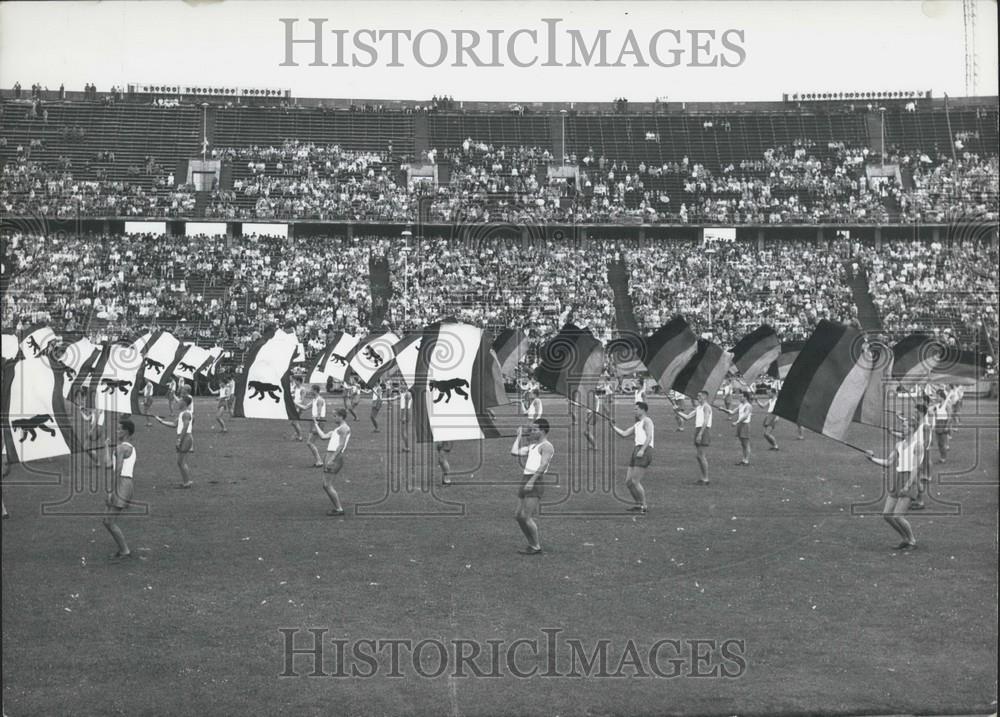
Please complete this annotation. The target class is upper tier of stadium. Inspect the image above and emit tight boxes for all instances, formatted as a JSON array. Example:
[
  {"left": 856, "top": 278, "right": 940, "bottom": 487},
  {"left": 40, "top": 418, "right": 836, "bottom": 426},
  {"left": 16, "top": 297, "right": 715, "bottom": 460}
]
[{"left": 1, "top": 89, "right": 997, "bottom": 224}]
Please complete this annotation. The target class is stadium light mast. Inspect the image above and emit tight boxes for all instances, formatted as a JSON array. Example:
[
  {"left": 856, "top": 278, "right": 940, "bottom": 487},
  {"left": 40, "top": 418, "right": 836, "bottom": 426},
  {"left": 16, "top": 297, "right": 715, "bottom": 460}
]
[
  {"left": 560, "top": 109, "right": 567, "bottom": 163},
  {"left": 705, "top": 244, "right": 717, "bottom": 326},
  {"left": 400, "top": 230, "right": 413, "bottom": 326},
  {"left": 201, "top": 102, "right": 209, "bottom": 161}
]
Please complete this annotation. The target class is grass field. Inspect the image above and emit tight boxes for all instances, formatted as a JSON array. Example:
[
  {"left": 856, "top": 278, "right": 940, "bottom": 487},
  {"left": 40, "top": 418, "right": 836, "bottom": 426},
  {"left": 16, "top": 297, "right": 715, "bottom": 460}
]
[{"left": 2, "top": 393, "right": 997, "bottom": 717}]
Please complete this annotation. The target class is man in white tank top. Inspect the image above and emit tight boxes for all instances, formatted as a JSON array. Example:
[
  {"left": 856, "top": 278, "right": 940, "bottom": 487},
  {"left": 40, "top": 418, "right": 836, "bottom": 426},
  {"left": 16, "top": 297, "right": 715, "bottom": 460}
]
[
  {"left": 141, "top": 378, "right": 155, "bottom": 428},
  {"left": 718, "top": 391, "right": 753, "bottom": 465},
  {"left": 313, "top": 408, "right": 350, "bottom": 516},
  {"left": 298, "top": 384, "right": 328, "bottom": 468},
  {"left": 612, "top": 401, "right": 654, "bottom": 513},
  {"left": 103, "top": 418, "right": 136, "bottom": 561},
  {"left": 289, "top": 375, "right": 305, "bottom": 442},
  {"left": 511, "top": 418, "right": 554, "bottom": 555},
  {"left": 584, "top": 379, "right": 612, "bottom": 450},
  {"left": 522, "top": 390, "right": 543, "bottom": 422},
  {"left": 674, "top": 390, "right": 712, "bottom": 484},
  {"left": 756, "top": 387, "right": 780, "bottom": 451},
  {"left": 155, "top": 394, "right": 194, "bottom": 488},
  {"left": 387, "top": 386, "right": 412, "bottom": 453},
  {"left": 865, "top": 417, "right": 922, "bottom": 550},
  {"left": 209, "top": 374, "right": 231, "bottom": 434}
]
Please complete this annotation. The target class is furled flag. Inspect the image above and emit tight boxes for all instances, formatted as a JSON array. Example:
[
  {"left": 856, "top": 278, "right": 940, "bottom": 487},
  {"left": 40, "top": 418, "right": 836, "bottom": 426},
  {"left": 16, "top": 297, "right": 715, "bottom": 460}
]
[
  {"left": 412, "top": 322, "right": 504, "bottom": 443},
  {"left": 54, "top": 337, "right": 99, "bottom": 399},
  {"left": 233, "top": 327, "right": 300, "bottom": 420},
  {"left": 891, "top": 333, "right": 942, "bottom": 382},
  {"left": 1, "top": 342, "right": 80, "bottom": 464},
  {"left": 534, "top": 323, "right": 605, "bottom": 400},
  {"left": 346, "top": 331, "right": 401, "bottom": 388},
  {"left": 1, "top": 334, "right": 18, "bottom": 360},
  {"left": 672, "top": 339, "right": 733, "bottom": 400},
  {"left": 928, "top": 345, "right": 983, "bottom": 385},
  {"left": 368, "top": 332, "right": 424, "bottom": 388},
  {"left": 852, "top": 340, "right": 896, "bottom": 428},
  {"left": 90, "top": 341, "right": 146, "bottom": 414},
  {"left": 169, "top": 344, "right": 212, "bottom": 383},
  {"left": 137, "top": 330, "right": 182, "bottom": 386},
  {"left": 768, "top": 341, "right": 806, "bottom": 380},
  {"left": 640, "top": 317, "right": 699, "bottom": 394},
  {"left": 731, "top": 325, "right": 781, "bottom": 384},
  {"left": 492, "top": 329, "right": 530, "bottom": 378},
  {"left": 773, "top": 320, "right": 876, "bottom": 442}
]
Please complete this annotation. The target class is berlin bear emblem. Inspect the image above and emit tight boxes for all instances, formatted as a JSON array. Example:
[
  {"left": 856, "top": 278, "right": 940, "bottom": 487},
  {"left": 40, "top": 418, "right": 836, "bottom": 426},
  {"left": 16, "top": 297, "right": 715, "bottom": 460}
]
[
  {"left": 62, "top": 365, "right": 77, "bottom": 381},
  {"left": 12, "top": 414, "right": 57, "bottom": 442},
  {"left": 143, "top": 357, "right": 165, "bottom": 373},
  {"left": 177, "top": 361, "right": 197, "bottom": 373},
  {"left": 26, "top": 336, "right": 44, "bottom": 357},
  {"left": 247, "top": 380, "right": 282, "bottom": 402},
  {"left": 429, "top": 378, "right": 471, "bottom": 403},
  {"left": 100, "top": 378, "right": 133, "bottom": 395},
  {"left": 363, "top": 346, "right": 384, "bottom": 367},
  {"left": 330, "top": 353, "right": 348, "bottom": 366}
]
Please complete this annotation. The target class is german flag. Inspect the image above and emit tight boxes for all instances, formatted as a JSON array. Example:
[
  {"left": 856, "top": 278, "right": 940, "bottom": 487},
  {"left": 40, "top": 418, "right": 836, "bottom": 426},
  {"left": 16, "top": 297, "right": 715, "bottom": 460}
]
[
  {"left": 413, "top": 322, "right": 503, "bottom": 443},
  {"left": 671, "top": 339, "right": 732, "bottom": 400},
  {"left": 891, "top": 333, "right": 941, "bottom": 381},
  {"left": 768, "top": 341, "right": 806, "bottom": 380},
  {"left": 640, "top": 317, "right": 699, "bottom": 393},
  {"left": 492, "top": 329, "right": 529, "bottom": 377},
  {"left": 773, "top": 320, "right": 875, "bottom": 441},
  {"left": 928, "top": 345, "right": 983, "bottom": 384},
  {"left": 534, "top": 323, "right": 605, "bottom": 400},
  {"left": 852, "top": 341, "right": 896, "bottom": 428},
  {"left": 731, "top": 325, "right": 781, "bottom": 383}
]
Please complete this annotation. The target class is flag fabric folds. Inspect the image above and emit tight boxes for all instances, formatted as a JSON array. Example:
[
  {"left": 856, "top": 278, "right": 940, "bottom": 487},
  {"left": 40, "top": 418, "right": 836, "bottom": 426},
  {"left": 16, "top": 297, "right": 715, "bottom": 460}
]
[
  {"left": 891, "top": 334, "right": 941, "bottom": 381},
  {"left": 170, "top": 344, "right": 212, "bottom": 383},
  {"left": 233, "top": 327, "right": 300, "bottom": 420},
  {"left": 640, "top": 317, "right": 699, "bottom": 394},
  {"left": 368, "top": 332, "right": 424, "bottom": 388},
  {"left": 768, "top": 341, "right": 806, "bottom": 380},
  {"left": 19, "top": 324, "right": 58, "bottom": 360},
  {"left": 347, "top": 332, "right": 401, "bottom": 387},
  {"left": 412, "top": 322, "right": 503, "bottom": 443},
  {"left": 138, "top": 330, "right": 182, "bottom": 386},
  {"left": 492, "top": 329, "right": 529, "bottom": 377},
  {"left": 852, "top": 341, "right": 896, "bottom": 428},
  {"left": 671, "top": 339, "right": 733, "bottom": 400},
  {"left": 1, "top": 334, "right": 18, "bottom": 360},
  {"left": 731, "top": 325, "right": 781, "bottom": 384},
  {"left": 2, "top": 342, "right": 80, "bottom": 464},
  {"left": 91, "top": 341, "right": 145, "bottom": 414},
  {"left": 773, "top": 320, "right": 876, "bottom": 441},
  {"left": 55, "top": 337, "right": 99, "bottom": 399},
  {"left": 534, "top": 323, "right": 605, "bottom": 400},
  {"left": 928, "top": 345, "right": 982, "bottom": 384}
]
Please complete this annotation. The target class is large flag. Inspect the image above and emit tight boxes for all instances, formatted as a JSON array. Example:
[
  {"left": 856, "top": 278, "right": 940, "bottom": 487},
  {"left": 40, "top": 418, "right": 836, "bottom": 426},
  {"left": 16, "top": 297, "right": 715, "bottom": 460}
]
[
  {"left": 492, "top": 329, "right": 529, "bottom": 377},
  {"left": 672, "top": 339, "right": 733, "bottom": 400},
  {"left": 201, "top": 346, "right": 225, "bottom": 375},
  {"left": 1, "top": 349, "right": 80, "bottom": 464},
  {"left": 773, "top": 320, "right": 875, "bottom": 441},
  {"left": 169, "top": 344, "right": 212, "bottom": 383},
  {"left": 640, "top": 317, "right": 699, "bottom": 394},
  {"left": 731, "top": 325, "right": 781, "bottom": 384},
  {"left": 54, "top": 337, "right": 99, "bottom": 398},
  {"left": 412, "top": 322, "right": 503, "bottom": 443},
  {"left": 138, "top": 330, "right": 182, "bottom": 386},
  {"left": 928, "top": 345, "right": 983, "bottom": 384},
  {"left": 891, "top": 334, "right": 941, "bottom": 382},
  {"left": 853, "top": 341, "right": 896, "bottom": 428},
  {"left": 534, "top": 323, "right": 605, "bottom": 400},
  {"left": 233, "top": 327, "right": 300, "bottom": 420},
  {"left": 19, "top": 324, "right": 58, "bottom": 360},
  {"left": 91, "top": 341, "right": 145, "bottom": 414},
  {"left": 347, "top": 331, "right": 401, "bottom": 387},
  {"left": 768, "top": 341, "right": 806, "bottom": 380},
  {"left": 307, "top": 333, "right": 359, "bottom": 385},
  {"left": 368, "top": 332, "right": 424, "bottom": 388}
]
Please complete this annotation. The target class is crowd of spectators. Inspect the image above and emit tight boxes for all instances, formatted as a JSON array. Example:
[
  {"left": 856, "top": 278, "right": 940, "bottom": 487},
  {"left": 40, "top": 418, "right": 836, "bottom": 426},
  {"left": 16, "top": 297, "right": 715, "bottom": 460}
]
[{"left": 4, "top": 232, "right": 994, "bottom": 365}]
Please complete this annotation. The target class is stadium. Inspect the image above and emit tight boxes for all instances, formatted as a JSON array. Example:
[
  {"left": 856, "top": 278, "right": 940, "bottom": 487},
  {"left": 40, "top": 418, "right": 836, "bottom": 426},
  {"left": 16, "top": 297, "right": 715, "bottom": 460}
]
[{"left": 1, "top": 2, "right": 998, "bottom": 716}]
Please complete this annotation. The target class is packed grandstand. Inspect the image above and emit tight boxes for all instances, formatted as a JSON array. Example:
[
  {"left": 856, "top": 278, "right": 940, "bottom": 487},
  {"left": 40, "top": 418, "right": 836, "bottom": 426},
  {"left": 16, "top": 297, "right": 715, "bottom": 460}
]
[{"left": 1, "top": 88, "right": 997, "bottom": 368}]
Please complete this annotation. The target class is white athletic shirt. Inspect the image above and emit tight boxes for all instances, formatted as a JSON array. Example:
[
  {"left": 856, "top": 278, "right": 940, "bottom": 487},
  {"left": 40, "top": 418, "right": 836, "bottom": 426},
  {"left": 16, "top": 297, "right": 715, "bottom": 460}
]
[
  {"left": 634, "top": 387, "right": 646, "bottom": 403},
  {"left": 634, "top": 417, "right": 654, "bottom": 447},
  {"left": 895, "top": 436, "right": 917, "bottom": 473},
  {"left": 399, "top": 392, "right": 412, "bottom": 410},
  {"left": 523, "top": 440, "right": 551, "bottom": 475},
  {"left": 527, "top": 398, "right": 542, "bottom": 420},
  {"left": 311, "top": 397, "right": 327, "bottom": 420},
  {"left": 736, "top": 403, "right": 752, "bottom": 424},
  {"left": 143, "top": 383, "right": 153, "bottom": 398},
  {"left": 292, "top": 385, "right": 305, "bottom": 404},
  {"left": 327, "top": 425, "right": 350, "bottom": 453},
  {"left": 695, "top": 404, "right": 713, "bottom": 429},
  {"left": 767, "top": 397, "right": 777, "bottom": 413},
  {"left": 177, "top": 409, "right": 193, "bottom": 435},
  {"left": 117, "top": 442, "right": 136, "bottom": 478},
  {"left": 934, "top": 401, "right": 949, "bottom": 420}
]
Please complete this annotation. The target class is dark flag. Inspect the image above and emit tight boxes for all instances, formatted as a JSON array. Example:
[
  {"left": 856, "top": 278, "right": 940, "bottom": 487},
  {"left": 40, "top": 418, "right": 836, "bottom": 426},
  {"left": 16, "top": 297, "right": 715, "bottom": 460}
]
[
  {"left": 413, "top": 322, "right": 504, "bottom": 443},
  {"left": 731, "top": 325, "right": 781, "bottom": 384},
  {"left": 768, "top": 341, "right": 806, "bottom": 380},
  {"left": 492, "top": 329, "right": 530, "bottom": 377},
  {"left": 671, "top": 339, "right": 732, "bottom": 400},
  {"left": 534, "top": 323, "right": 605, "bottom": 400},
  {"left": 233, "top": 327, "right": 300, "bottom": 420},
  {"left": 774, "top": 320, "right": 875, "bottom": 441},
  {"left": 929, "top": 345, "right": 983, "bottom": 384},
  {"left": 853, "top": 341, "right": 895, "bottom": 428},
  {"left": 639, "top": 317, "right": 699, "bottom": 394},
  {"left": 891, "top": 333, "right": 941, "bottom": 382}
]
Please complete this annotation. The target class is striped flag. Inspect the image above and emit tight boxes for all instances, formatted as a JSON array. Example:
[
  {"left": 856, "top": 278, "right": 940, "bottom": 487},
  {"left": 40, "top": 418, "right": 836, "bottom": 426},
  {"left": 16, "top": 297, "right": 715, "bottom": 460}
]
[
  {"left": 65, "top": 340, "right": 105, "bottom": 402},
  {"left": 233, "top": 327, "right": 300, "bottom": 420},
  {"left": 91, "top": 341, "right": 145, "bottom": 415},
  {"left": 202, "top": 346, "right": 225, "bottom": 375},
  {"left": 413, "top": 322, "right": 503, "bottom": 443},
  {"left": 773, "top": 320, "right": 875, "bottom": 441},
  {"left": 928, "top": 345, "right": 983, "bottom": 384},
  {"left": 326, "top": 333, "right": 360, "bottom": 383},
  {"left": 1, "top": 349, "right": 81, "bottom": 464},
  {"left": 731, "top": 325, "right": 781, "bottom": 384},
  {"left": 347, "top": 331, "right": 401, "bottom": 388},
  {"left": 534, "top": 323, "right": 605, "bottom": 400},
  {"left": 368, "top": 332, "right": 423, "bottom": 388},
  {"left": 891, "top": 334, "right": 941, "bottom": 381},
  {"left": 672, "top": 339, "right": 733, "bottom": 400},
  {"left": 606, "top": 332, "right": 646, "bottom": 374},
  {"left": 768, "top": 341, "right": 806, "bottom": 380},
  {"left": 641, "top": 317, "right": 699, "bottom": 394},
  {"left": 20, "top": 324, "right": 58, "bottom": 360},
  {"left": 492, "top": 329, "right": 529, "bottom": 377},
  {"left": 853, "top": 341, "right": 896, "bottom": 428},
  {"left": 54, "top": 337, "right": 99, "bottom": 399},
  {"left": 137, "top": 330, "right": 182, "bottom": 386},
  {"left": 169, "top": 344, "right": 212, "bottom": 383}
]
